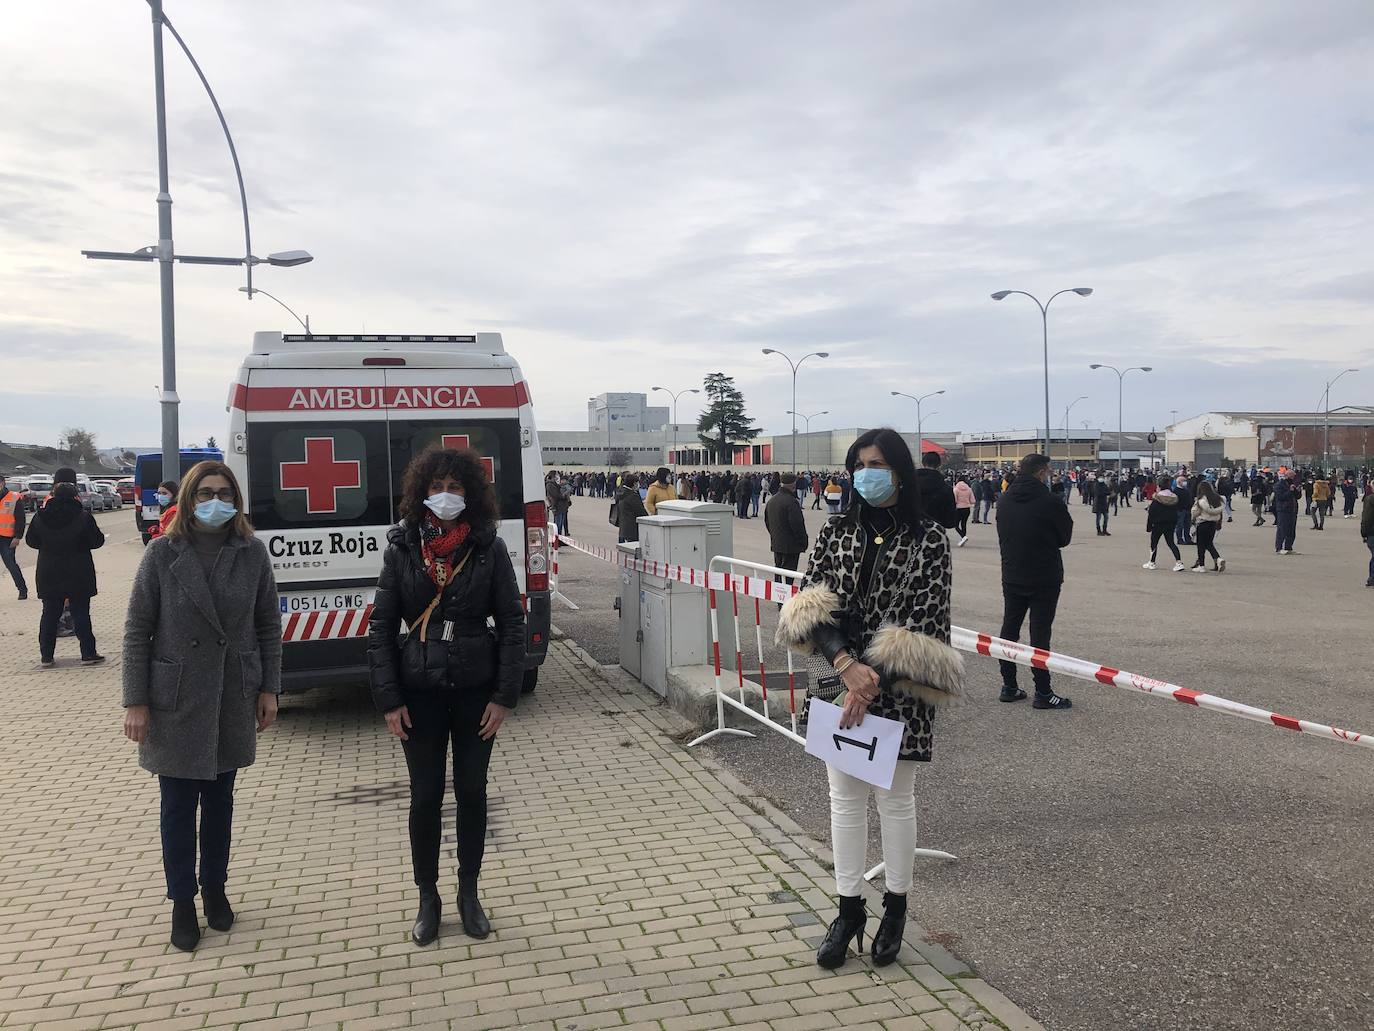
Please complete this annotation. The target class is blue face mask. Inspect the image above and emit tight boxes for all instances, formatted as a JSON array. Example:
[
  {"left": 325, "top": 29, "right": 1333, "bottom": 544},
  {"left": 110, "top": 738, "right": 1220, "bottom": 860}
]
[
  {"left": 155, "top": 491, "right": 173, "bottom": 507},
  {"left": 194, "top": 499, "right": 237, "bottom": 528},
  {"left": 853, "top": 467, "right": 896, "bottom": 505}
]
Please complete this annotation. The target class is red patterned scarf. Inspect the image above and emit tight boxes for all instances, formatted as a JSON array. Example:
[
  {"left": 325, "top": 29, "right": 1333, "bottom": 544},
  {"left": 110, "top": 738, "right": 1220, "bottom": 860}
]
[{"left": 420, "top": 513, "right": 471, "bottom": 588}]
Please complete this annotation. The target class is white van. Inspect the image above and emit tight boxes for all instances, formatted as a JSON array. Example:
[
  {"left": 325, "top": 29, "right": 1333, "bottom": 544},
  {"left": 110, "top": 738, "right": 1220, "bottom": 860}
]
[{"left": 226, "top": 332, "right": 551, "bottom": 693}]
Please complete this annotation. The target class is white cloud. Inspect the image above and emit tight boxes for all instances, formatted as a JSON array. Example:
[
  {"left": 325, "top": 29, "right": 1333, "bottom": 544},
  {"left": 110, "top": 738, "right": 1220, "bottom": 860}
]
[{"left": 0, "top": 0, "right": 1371, "bottom": 453}]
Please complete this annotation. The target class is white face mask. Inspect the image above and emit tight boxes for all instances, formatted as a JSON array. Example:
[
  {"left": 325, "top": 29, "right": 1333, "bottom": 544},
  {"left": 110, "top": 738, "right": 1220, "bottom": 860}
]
[{"left": 423, "top": 492, "right": 467, "bottom": 521}]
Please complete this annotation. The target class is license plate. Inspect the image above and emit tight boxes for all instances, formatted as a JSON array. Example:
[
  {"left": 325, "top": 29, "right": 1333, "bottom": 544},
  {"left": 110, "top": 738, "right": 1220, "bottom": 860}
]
[{"left": 279, "top": 589, "right": 375, "bottom": 615}]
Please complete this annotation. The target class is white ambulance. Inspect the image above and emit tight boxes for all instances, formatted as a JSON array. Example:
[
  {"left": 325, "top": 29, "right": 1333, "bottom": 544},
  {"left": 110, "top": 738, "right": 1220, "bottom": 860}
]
[{"left": 225, "top": 332, "right": 551, "bottom": 693}]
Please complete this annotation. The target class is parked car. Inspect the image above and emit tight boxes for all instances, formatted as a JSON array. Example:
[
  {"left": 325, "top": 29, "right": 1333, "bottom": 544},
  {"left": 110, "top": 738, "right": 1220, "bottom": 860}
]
[
  {"left": 116, "top": 478, "right": 137, "bottom": 504},
  {"left": 4, "top": 477, "right": 34, "bottom": 512},
  {"left": 76, "top": 482, "right": 107, "bottom": 512},
  {"left": 95, "top": 482, "right": 123, "bottom": 510},
  {"left": 25, "top": 475, "right": 53, "bottom": 510}
]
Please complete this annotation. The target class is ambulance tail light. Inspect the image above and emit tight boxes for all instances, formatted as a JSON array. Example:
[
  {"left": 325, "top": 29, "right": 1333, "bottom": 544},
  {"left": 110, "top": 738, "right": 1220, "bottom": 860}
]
[{"left": 525, "top": 502, "right": 549, "bottom": 592}]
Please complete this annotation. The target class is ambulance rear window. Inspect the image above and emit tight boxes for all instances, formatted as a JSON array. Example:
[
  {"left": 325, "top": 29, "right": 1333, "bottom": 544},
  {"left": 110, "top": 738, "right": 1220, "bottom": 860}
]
[
  {"left": 247, "top": 422, "right": 392, "bottom": 531},
  {"left": 387, "top": 420, "right": 525, "bottom": 521}
]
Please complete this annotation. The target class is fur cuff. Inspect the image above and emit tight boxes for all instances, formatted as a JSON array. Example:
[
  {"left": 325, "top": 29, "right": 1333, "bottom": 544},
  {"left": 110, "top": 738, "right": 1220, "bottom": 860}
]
[
  {"left": 864, "top": 624, "right": 964, "bottom": 707},
  {"left": 775, "top": 586, "right": 840, "bottom": 655}
]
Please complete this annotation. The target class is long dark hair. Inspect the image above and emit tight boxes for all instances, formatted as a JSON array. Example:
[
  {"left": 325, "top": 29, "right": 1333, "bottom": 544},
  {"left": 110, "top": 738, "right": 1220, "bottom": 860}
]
[
  {"left": 843, "top": 427, "right": 924, "bottom": 533},
  {"left": 399, "top": 446, "right": 498, "bottom": 526}
]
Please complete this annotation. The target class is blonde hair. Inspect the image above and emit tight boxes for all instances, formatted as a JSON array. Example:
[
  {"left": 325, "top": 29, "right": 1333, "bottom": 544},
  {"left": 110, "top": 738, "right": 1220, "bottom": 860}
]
[{"left": 165, "top": 461, "right": 254, "bottom": 540}]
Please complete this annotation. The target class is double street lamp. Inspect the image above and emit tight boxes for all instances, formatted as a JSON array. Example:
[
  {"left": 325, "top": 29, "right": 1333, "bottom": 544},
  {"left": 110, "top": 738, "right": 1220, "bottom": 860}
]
[
  {"left": 1320, "top": 368, "right": 1358, "bottom": 469},
  {"left": 762, "top": 349, "right": 828, "bottom": 473},
  {"left": 785, "top": 410, "right": 828, "bottom": 471},
  {"left": 990, "top": 287, "right": 1093, "bottom": 456},
  {"left": 1089, "top": 364, "right": 1152, "bottom": 476},
  {"left": 890, "top": 390, "right": 944, "bottom": 451},
  {"left": 81, "top": 0, "right": 312, "bottom": 485},
  {"left": 651, "top": 386, "right": 701, "bottom": 469}
]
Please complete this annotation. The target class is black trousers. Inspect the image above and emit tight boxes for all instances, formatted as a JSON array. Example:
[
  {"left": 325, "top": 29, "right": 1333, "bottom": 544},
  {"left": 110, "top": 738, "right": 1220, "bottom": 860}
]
[
  {"left": 400, "top": 689, "right": 497, "bottom": 887},
  {"left": 772, "top": 552, "right": 800, "bottom": 572},
  {"left": 38, "top": 595, "right": 96, "bottom": 661},
  {"left": 159, "top": 770, "right": 237, "bottom": 901},
  {"left": 1150, "top": 527, "right": 1181, "bottom": 562},
  {"left": 1095, "top": 510, "right": 1109, "bottom": 533},
  {"left": 0, "top": 540, "right": 25, "bottom": 593},
  {"left": 1194, "top": 521, "right": 1221, "bottom": 565},
  {"left": 999, "top": 584, "right": 1060, "bottom": 698},
  {"left": 954, "top": 510, "right": 970, "bottom": 536}
]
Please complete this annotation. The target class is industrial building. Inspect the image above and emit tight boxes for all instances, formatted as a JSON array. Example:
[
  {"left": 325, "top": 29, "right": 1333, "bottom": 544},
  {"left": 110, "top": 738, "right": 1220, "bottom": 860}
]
[{"left": 1165, "top": 408, "right": 1374, "bottom": 468}]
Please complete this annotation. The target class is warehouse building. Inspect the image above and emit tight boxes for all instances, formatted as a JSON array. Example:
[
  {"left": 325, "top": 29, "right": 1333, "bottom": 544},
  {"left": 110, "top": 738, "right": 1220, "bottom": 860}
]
[{"left": 1165, "top": 408, "right": 1374, "bottom": 468}]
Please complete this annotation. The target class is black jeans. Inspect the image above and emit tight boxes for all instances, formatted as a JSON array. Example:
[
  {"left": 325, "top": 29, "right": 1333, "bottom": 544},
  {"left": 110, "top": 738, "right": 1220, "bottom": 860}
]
[
  {"left": 400, "top": 689, "right": 497, "bottom": 887},
  {"left": 999, "top": 584, "right": 1060, "bottom": 698},
  {"left": 1275, "top": 511, "right": 1297, "bottom": 552},
  {"left": 159, "top": 770, "right": 237, "bottom": 901},
  {"left": 1194, "top": 521, "right": 1220, "bottom": 566},
  {"left": 1095, "top": 510, "right": 1109, "bottom": 533},
  {"left": 1150, "top": 528, "right": 1181, "bottom": 562},
  {"left": 38, "top": 595, "right": 96, "bottom": 661},
  {"left": 954, "top": 510, "right": 970, "bottom": 536},
  {"left": 772, "top": 552, "right": 800, "bottom": 573},
  {"left": 1, "top": 540, "right": 25, "bottom": 593}
]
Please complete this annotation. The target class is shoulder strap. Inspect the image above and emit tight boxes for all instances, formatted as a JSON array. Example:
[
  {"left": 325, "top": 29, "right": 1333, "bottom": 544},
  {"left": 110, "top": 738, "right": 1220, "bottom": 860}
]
[{"left": 415, "top": 546, "right": 477, "bottom": 643}]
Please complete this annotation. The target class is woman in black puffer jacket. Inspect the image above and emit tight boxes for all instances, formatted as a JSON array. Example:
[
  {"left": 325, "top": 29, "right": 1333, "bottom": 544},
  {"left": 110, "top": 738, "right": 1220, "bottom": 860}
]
[{"left": 367, "top": 446, "right": 524, "bottom": 947}]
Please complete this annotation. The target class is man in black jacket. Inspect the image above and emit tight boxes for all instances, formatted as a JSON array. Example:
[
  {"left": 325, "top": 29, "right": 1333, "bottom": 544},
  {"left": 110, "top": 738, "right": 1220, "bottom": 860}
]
[
  {"left": 763, "top": 472, "right": 808, "bottom": 574},
  {"left": 615, "top": 474, "right": 648, "bottom": 543},
  {"left": 995, "top": 453, "right": 1074, "bottom": 709},
  {"left": 912, "top": 451, "right": 959, "bottom": 530}
]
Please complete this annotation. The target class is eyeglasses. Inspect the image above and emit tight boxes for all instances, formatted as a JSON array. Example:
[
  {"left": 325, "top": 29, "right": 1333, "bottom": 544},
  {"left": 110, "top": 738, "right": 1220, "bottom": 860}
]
[{"left": 193, "top": 488, "right": 237, "bottom": 503}]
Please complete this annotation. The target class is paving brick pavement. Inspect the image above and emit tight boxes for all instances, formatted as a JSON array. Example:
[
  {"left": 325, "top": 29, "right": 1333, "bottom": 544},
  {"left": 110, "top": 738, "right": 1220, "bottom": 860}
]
[{"left": 0, "top": 522, "right": 1040, "bottom": 1031}]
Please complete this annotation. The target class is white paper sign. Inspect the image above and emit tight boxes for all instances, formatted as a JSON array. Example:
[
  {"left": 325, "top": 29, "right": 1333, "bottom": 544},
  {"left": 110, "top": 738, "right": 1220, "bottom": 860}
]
[{"left": 804, "top": 698, "right": 904, "bottom": 790}]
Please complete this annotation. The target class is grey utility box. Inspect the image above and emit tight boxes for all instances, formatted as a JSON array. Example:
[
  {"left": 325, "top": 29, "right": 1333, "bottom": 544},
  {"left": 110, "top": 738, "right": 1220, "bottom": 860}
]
[
  {"left": 615, "top": 542, "right": 641, "bottom": 680},
  {"left": 636, "top": 516, "right": 708, "bottom": 697},
  {"left": 652, "top": 500, "right": 736, "bottom": 669}
]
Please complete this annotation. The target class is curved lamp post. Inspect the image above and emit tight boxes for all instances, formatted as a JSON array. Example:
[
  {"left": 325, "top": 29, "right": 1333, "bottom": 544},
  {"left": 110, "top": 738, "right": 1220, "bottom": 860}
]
[
  {"left": 652, "top": 386, "right": 701, "bottom": 469},
  {"left": 762, "top": 349, "right": 829, "bottom": 473},
  {"left": 1321, "top": 368, "right": 1358, "bottom": 468},
  {"left": 1089, "top": 364, "right": 1152, "bottom": 476},
  {"left": 991, "top": 287, "right": 1093, "bottom": 457},
  {"left": 1063, "top": 395, "right": 1088, "bottom": 468},
  {"left": 785, "top": 410, "right": 828, "bottom": 471},
  {"left": 80, "top": 0, "right": 313, "bottom": 484},
  {"left": 891, "top": 389, "right": 945, "bottom": 451}
]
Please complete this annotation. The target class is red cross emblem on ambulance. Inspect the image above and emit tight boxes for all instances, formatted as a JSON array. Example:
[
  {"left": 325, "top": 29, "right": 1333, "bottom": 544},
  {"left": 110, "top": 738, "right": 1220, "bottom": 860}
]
[
  {"left": 280, "top": 437, "right": 362, "bottom": 514},
  {"left": 441, "top": 434, "right": 495, "bottom": 483}
]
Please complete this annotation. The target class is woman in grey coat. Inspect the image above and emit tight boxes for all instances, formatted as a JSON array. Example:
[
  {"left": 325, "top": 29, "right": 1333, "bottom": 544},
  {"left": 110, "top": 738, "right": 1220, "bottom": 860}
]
[{"left": 122, "top": 460, "right": 282, "bottom": 952}]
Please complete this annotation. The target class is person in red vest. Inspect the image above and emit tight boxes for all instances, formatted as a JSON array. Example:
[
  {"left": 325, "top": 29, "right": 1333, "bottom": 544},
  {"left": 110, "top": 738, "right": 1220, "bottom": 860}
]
[
  {"left": 147, "top": 480, "right": 179, "bottom": 540},
  {"left": 0, "top": 476, "right": 28, "bottom": 599}
]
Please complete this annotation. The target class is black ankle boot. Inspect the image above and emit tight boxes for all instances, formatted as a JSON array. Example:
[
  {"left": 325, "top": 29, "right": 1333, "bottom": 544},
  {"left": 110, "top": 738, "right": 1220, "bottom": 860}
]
[
  {"left": 170, "top": 899, "right": 200, "bottom": 952},
  {"left": 816, "top": 895, "right": 866, "bottom": 969},
  {"left": 202, "top": 885, "right": 235, "bottom": 932},
  {"left": 871, "top": 892, "right": 907, "bottom": 966},
  {"left": 412, "top": 884, "right": 441, "bottom": 946},
  {"left": 458, "top": 876, "right": 490, "bottom": 939}
]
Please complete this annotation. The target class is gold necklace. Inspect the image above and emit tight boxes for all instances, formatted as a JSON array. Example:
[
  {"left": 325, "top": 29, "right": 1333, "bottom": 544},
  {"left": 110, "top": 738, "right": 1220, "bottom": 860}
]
[{"left": 871, "top": 509, "right": 899, "bottom": 545}]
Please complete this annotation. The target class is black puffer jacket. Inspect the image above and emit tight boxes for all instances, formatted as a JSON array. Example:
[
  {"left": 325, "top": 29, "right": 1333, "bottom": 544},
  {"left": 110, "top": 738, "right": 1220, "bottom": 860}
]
[
  {"left": 367, "top": 520, "right": 525, "bottom": 713},
  {"left": 25, "top": 492, "right": 105, "bottom": 599},
  {"left": 995, "top": 474, "right": 1074, "bottom": 588}
]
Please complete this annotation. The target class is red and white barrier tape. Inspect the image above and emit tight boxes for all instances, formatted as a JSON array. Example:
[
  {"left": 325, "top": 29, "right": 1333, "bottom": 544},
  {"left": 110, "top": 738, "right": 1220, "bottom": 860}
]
[{"left": 554, "top": 534, "right": 1372, "bottom": 753}]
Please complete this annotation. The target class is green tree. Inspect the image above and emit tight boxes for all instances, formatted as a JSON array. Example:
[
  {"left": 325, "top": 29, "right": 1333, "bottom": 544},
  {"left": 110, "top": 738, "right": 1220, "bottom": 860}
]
[
  {"left": 60, "top": 427, "right": 98, "bottom": 464},
  {"left": 206, "top": 436, "right": 218, "bottom": 450},
  {"left": 697, "top": 373, "right": 760, "bottom": 465}
]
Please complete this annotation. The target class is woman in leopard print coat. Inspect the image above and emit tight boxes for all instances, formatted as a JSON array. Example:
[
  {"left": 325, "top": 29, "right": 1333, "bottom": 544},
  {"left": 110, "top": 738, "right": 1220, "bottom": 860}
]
[{"left": 776, "top": 428, "right": 963, "bottom": 971}]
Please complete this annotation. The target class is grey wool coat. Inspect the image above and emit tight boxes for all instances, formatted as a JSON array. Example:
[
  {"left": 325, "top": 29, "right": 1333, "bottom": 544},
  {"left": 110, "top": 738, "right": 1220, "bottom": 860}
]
[{"left": 122, "top": 533, "right": 283, "bottom": 780}]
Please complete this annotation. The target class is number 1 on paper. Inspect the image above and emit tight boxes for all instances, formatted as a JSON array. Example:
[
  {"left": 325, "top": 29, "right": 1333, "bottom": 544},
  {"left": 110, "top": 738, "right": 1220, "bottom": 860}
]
[{"left": 804, "top": 698, "right": 903, "bottom": 789}]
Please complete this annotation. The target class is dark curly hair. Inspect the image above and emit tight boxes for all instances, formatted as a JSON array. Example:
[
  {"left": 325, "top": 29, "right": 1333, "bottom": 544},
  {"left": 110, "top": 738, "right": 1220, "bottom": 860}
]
[{"left": 398, "top": 446, "right": 498, "bottom": 526}]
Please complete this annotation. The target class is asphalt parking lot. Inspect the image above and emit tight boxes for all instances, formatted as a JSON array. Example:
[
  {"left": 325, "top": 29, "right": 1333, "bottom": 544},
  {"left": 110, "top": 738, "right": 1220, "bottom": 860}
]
[{"left": 549, "top": 488, "right": 1374, "bottom": 1031}]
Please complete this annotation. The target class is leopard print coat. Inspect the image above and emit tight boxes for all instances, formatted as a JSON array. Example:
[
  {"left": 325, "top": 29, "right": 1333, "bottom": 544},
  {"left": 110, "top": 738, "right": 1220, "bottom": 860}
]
[{"left": 776, "top": 513, "right": 963, "bottom": 762}]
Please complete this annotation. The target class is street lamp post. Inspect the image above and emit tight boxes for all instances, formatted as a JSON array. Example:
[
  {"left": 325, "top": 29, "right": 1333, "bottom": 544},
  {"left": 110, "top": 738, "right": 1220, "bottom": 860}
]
[
  {"left": 762, "top": 349, "right": 829, "bottom": 473},
  {"left": 890, "top": 390, "right": 945, "bottom": 451},
  {"left": 1321, "top": 368, "right": 1358, "bottom": 469},
  {"left": 1089, "top": 364, "right": 1153, "bottom": 476},
  {"left": 80, "top": 0, "right": 312, "bottom": 486},
  {"left": 652, "top": 386, "right": 701, "bottom": 469},
  {"left": 785, "top": 410, "right": 828, "bottom": 472},
  {"left": 990, "top": 287, "right": 1093, "bottom": 456},
  {"left": 1063, "top": 395, "right": 1088, "bottom": 469}
]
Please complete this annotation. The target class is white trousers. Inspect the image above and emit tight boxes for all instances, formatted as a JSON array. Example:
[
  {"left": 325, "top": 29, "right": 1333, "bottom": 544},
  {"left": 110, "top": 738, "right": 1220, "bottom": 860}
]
[{"left": 827, "top": 760, "right": 918, "bottom": 897}]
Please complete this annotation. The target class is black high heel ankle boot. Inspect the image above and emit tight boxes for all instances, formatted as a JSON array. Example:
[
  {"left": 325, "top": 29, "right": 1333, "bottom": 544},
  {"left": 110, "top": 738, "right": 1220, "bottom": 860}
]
[
  {"left": 816, "top": 895, "right": 866, "bottom": 969},
  {"left": 412, "top": 884, "right": 441, "bottom": 946},
  {"left": 458, "top": 876, "right": 491, "bottom": 939},
  {"left": 170, "top": 899, "right": 200, "bottom": 952},
  {"left": 871, "top": 891, "right": 907, "bottom": 966}
]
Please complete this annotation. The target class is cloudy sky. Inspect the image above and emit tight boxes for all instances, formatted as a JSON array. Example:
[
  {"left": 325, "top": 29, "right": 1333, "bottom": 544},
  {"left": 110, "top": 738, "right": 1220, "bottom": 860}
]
[{"left": 3, "top": 0, "right": 1371, "bottom": 452}]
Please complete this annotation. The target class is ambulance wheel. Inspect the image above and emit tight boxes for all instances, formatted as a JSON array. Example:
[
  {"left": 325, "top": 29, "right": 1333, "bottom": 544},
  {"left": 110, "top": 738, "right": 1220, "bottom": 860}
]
[{"left": 521, "top": 668, "right": 538, "bottom": 695}]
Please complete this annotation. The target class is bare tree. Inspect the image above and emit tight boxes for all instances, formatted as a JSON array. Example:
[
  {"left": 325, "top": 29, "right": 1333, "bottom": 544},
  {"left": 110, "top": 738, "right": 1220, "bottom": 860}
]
[{"left": 60, "top": 427, "right": 98, "bottom": 464}]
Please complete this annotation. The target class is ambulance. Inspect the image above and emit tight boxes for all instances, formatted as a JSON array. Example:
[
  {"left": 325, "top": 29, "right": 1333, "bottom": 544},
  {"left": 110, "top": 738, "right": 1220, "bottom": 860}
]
[{"left": 225, "top": 332, "right": 551, "bottom": 693}]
